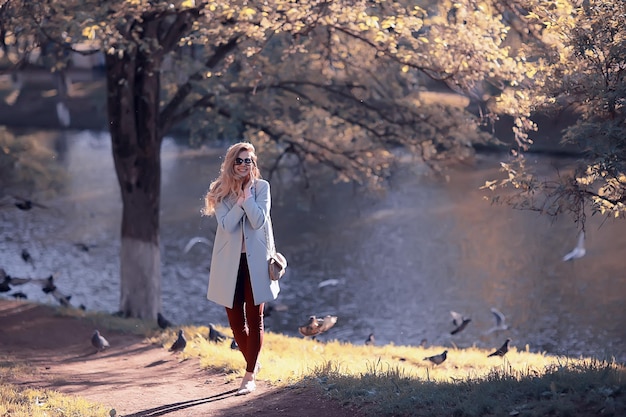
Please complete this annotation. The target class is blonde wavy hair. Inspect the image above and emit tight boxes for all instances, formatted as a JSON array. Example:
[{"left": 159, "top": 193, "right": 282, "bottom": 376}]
[{"left": 202, "top": 142, "right": 261, "bottom": 216}]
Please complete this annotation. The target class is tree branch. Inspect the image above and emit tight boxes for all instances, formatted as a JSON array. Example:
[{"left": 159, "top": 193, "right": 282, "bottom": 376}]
[{"left": 159, "top": 36, "right": 240, "bottom": 136}]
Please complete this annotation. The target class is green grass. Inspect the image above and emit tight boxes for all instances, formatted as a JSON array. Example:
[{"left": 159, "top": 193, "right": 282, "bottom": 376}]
[{"left": 1, "top": 306, "right": 624, "bottom": 417}]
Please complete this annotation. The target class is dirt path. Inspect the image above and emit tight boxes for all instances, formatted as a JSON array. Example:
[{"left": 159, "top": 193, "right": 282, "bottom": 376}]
[{"left": 0, "top": 300, "right": 359, "bottom": 417}]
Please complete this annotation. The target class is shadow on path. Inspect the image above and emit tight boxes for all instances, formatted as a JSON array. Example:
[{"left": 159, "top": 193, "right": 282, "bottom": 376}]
[{"left": 124, "top": 389, "right": 239, "bottom": 417}]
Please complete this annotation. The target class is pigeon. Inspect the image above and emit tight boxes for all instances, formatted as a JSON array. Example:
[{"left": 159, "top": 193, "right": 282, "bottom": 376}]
[
  {"left": 15, "top": 200, "right": 33, "bottom": 210},
  {"left": 13, "top": 196, "right": 48, "bottom": 210},
  {"left": 157, "top": 312, "right": 173, "bottom": 329},
  {"left": 41, "top": 275, "right": 57, "bottom": 294},
  {"left": 318, "top": 278, "right": 341, "bottom": 289},
  {"left": 298, "top": 315, "right": 338, "bottom": 338},
  {"left": 169, "top": 329, "right": 187, "bottom": 352},
  {"left": 563, "top": 231, "right": 586, "bottom": 261},
  {"left": 298, "top": 316, "right": 321, "bottom": 337},
  {"left": 21, "top": 249, "right": 33, "bottom": 264},
  {"left": 207, "top": 323, "right": 229, "bottom": 343},
  {"left": 0, "top": 276, "right": 11, "bottom": 293},
  {"left": 50, "top": 289, "right": 72, "bottom": 307},
  {"left": 183, "top": 236, "right": 211, "bottom": 253},
  {"left": 486, "top": 307, "right": 508, "bottom": 334},
  {"left": 424, "top": 350, "right": 448, "bottom": 365},
  {"left": 488, "top": 338, "right": 511, "bottom": 357},
  {"left": 365, "top": 333, "right": 375, "bottom": 346},
  {"left": 91, "top": 330, "right": 110, "bottom": 351},
  {"left": 74, "top": 242, "right": 93, "bottom": 252},
  {"left": 450, "top": 310, "right": 472, "bottom": 335},
  {"left": 317, "top": 315, "right": 338, "bottom": 333}
]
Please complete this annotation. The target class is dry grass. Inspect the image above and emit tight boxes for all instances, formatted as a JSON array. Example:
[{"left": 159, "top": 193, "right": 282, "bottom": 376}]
[
  {"left": 150, "top": 324, "right": 609, "bottom": 384},
  {"left": 0, "top": 384, "right": 109, "bottom": 417},
  {"left": 151, "top": 324, "right": 625, "bottom": 416}
]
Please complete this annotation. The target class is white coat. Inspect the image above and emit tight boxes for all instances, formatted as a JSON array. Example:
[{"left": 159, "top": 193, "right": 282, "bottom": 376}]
[{"left": 206, "top": 179, "right": 280, "bottom": 308}]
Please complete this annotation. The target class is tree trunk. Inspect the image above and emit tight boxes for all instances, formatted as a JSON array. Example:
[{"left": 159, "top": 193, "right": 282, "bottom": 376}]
[{"left": 105, "top": 45, "right": 163, "bottom": 320}]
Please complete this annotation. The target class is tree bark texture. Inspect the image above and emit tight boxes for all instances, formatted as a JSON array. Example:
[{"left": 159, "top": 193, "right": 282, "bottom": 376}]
[{"left": 105, "top": 37, "right": 163, "bottom": 320}]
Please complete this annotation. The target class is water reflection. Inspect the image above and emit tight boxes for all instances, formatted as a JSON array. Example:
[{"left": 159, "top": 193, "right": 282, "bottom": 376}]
[{"left": 0, "top": 131, "right": 624, "bottom": 363}]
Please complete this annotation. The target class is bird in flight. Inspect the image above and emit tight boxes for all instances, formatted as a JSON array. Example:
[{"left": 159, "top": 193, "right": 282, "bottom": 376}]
[
  {"left": 183, "top": 237, "right": 212, "bottom": 253},
  {"left": 169, "top": 329, "right": 187, "bottom": 353},
  {"left": 486, "top": 307, "right": 508, "bottom": 334},
  {"left": 450, "top": 310, "right": 472, "bottom": 335},
  {"left": 562, "top": 231, "right": 586, "bottom": 261},
  {"left": 298, "top": 315, "right": 338, "bottom": 338},
  {"left": 91, "top": 330, "right": 110, "bottom": 351},
  {"left": 318, "top": 278, "right": 341, "bottom": 289},
  {"left": 424, "top": 350, "right": 448, "bottom": 365},
  {"left": 487, "top": 338, "right": 511, "bottom": 357}
]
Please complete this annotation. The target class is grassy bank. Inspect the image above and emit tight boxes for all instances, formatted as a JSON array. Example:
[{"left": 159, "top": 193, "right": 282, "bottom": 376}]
[
  {"left": 0, "top": 352, "right": 108, "bottom": 417},
  {"left": 153, "top": 324, "right": 625, "bottom": 416},
  {"left": 1, "top": 306, "right": 624, "bottom": 417}
]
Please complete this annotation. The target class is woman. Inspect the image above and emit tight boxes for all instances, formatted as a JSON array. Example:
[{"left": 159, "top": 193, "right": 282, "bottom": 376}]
[{"left": 202, "top": 142, "right": 280, "bottom": 395}]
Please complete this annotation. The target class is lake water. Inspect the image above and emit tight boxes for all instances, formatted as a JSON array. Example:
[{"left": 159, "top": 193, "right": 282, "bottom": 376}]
[{"left": 1, "top": 131, "right": 624, "bottom": 363}]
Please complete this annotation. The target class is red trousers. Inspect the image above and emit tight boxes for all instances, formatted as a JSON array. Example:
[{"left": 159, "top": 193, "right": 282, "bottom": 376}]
[{"left": 225, "top": 254, "right": 264, "bottom": 373}]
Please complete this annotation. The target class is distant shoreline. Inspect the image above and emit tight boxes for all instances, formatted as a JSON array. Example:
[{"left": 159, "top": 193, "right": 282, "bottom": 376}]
[{"left": 0, "top": 67, "right": 579, "bottom": 155}]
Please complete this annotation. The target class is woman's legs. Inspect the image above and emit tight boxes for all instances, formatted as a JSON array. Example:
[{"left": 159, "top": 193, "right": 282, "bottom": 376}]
[{"left": 225, "top": 255, "right": 265, "bottom": 380}]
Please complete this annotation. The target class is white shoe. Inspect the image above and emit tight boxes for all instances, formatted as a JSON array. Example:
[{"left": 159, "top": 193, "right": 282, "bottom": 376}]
[
  {"left": 237, "top": 381, "right": 256, "bottom": 395},
  {"left": 236, "top": 380, "right": 256, "bottom": 396}
]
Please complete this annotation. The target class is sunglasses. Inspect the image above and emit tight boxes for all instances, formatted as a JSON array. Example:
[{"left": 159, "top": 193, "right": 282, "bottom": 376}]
[{"left": 234, "top": 157, "right": 253, "bottom": 166}]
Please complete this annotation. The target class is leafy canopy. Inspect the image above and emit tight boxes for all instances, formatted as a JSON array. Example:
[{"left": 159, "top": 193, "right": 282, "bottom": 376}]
[{"left": 1, "top": 0, "right": 624, "bottom": 223}]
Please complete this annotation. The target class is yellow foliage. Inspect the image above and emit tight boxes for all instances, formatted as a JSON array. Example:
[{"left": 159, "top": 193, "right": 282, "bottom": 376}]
[
  {"left": 239, "top": 7, "right": 256, "bottom": 19},
  {"left": 81, "top": 25, "right": 95, "bottom": 40}
]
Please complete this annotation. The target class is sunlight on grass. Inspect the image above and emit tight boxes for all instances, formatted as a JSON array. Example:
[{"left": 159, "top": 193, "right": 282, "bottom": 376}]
[
  {"left": 0, "top": 352, "right": 111, "bottom": 417},
  {"left": 0, "top": 355, "right": 29, "bottom": 381},
  {"left": 149, "top": 324, "right": 625, "bottom": 416},
  {"left": 0, "top": 384, "right": 109, "bottom": 417},
  {"left": 3, "top": 308, "right": 623, "bottom": 417},
  {"left": 151, "top": 324, "right": 610, "bottom": 384}
]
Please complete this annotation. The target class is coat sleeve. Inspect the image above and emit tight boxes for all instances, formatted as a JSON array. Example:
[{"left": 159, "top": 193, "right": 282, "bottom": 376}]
[
  {"left": 242, "top": 180, "right": 270, "bottom": 230},
  {"left": 215, "top": 199, "right": 245, "bottom": 233}
]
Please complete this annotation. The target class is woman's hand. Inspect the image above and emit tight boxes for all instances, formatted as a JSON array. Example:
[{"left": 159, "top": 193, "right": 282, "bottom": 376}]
[
  {"left": 236, "top": 178, "right": 253, "bottom": 206},
  {"left": 243, "top": 180, "right": 253, "bottom": 200}
]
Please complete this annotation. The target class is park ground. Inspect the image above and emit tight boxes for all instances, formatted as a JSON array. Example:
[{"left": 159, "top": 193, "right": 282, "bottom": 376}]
[{"left": 0, "top": 299, "right": 360, "bottom": 417}]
